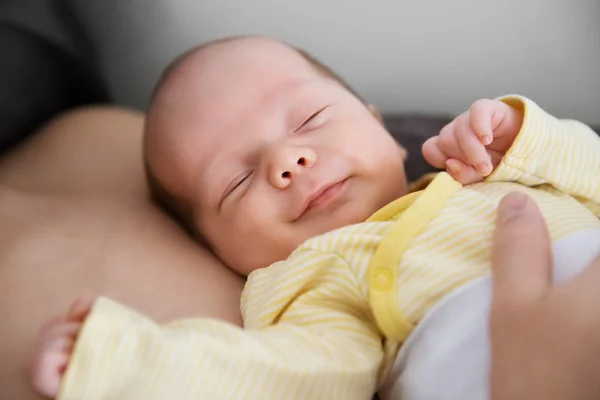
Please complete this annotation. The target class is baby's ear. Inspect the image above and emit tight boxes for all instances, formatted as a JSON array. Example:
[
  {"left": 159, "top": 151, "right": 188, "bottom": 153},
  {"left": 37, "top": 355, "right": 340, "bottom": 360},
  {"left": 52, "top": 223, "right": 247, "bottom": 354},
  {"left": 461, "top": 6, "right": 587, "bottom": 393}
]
[{"left": 368, "top": 104, "right": 384, "bottom": 125}]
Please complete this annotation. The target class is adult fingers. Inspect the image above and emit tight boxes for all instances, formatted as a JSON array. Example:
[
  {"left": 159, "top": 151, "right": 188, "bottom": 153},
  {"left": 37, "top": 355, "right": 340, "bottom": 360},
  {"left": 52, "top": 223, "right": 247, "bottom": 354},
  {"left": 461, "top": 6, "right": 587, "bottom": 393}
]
[{"left": 491, "top": 192, "right": 553, "bottom": 311}]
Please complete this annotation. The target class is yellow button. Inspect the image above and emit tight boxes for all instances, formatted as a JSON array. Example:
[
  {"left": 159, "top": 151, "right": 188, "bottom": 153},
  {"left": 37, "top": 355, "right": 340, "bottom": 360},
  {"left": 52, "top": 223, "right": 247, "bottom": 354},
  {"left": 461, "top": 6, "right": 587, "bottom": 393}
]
[{"left": 372, "top": 267, "right": 393, "bottom": 291}]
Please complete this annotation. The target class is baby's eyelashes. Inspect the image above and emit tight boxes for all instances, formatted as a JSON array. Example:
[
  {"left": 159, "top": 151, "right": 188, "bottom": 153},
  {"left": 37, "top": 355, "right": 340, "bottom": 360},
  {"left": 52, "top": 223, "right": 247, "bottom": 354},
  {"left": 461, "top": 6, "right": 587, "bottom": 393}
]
[
  {"left": 230, "top": 172, "right": 252, "bottom": 194},
  {"left": 294, "top": 106, "right": 329, "bottom": 133},
  {"left": 221, "top": 171, "right": 253, "bottom": 205}
]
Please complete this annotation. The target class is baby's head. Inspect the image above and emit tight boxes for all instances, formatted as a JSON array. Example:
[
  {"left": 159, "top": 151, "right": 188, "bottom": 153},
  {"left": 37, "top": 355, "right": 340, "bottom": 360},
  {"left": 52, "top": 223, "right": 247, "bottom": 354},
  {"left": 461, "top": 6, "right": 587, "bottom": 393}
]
[{"left": 144, "top": 36, "right": 408, "bottom": 275}]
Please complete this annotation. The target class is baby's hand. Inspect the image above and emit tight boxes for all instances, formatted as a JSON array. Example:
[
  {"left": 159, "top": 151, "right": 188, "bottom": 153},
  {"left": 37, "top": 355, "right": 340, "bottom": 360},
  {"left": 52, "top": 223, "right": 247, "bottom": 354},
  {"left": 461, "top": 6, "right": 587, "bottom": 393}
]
[
  {"left": 422, "top": 99, "right": 524, "bottom": 184},
  {"left": 31, "top": 298, "right": 93, "bottom": 399}
]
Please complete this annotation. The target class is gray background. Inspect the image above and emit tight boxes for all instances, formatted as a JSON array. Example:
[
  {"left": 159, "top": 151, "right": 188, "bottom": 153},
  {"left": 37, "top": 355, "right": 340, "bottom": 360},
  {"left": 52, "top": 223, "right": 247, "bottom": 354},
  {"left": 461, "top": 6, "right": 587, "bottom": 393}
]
[{"left": 9, "top": 0, "right": 600, "bottom": 124}]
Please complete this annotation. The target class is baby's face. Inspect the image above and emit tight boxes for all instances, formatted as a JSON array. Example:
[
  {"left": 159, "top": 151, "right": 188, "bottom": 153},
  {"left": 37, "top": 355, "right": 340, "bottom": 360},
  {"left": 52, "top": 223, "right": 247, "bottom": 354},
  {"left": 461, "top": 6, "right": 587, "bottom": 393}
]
[{"left": 149, "top": 39, "right": 407, "bottom": 275}]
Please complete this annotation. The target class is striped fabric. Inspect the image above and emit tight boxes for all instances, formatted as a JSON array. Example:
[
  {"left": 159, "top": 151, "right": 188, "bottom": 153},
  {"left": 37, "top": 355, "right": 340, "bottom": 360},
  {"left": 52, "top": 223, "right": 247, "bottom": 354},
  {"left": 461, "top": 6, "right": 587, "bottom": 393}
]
[{"left": 59, "top": 96, "right": 600, "bottom": 400}]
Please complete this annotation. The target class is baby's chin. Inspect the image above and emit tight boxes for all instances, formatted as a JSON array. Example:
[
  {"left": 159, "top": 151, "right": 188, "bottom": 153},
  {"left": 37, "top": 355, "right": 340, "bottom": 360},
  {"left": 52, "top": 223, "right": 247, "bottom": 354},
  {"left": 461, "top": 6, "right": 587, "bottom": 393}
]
[
  {"left": 294, "top": 208, "right": 372, "bottom": 245},
  {"left": 326, "top": 203, "right": 379, "bottom": 228},
  {"left": 225, "top": 239, "right": 304, "bottom": 276},
  {"left": 229, "top": 206, "right": 383, "bottom": 275}
]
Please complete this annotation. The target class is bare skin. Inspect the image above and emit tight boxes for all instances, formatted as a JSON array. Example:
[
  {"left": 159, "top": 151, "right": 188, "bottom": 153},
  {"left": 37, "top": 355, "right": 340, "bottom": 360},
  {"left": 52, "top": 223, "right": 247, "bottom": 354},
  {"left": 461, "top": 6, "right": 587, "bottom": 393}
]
[
  {"left": 31, "top": 37, "right": 531, "bottom": 396},
  {"left": 490, "top": 192, "right": 600, "bottom": 400},
  {"left": 0, "top": 107, "right": 244, "bottom": 400}
]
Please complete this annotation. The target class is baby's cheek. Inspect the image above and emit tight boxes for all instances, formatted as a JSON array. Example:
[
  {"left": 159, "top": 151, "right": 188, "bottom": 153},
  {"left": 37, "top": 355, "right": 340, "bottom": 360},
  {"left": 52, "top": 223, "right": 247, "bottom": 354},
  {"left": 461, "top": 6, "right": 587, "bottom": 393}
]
[{"left": 226, "top": 216, "right": 271, "bottom": 268}]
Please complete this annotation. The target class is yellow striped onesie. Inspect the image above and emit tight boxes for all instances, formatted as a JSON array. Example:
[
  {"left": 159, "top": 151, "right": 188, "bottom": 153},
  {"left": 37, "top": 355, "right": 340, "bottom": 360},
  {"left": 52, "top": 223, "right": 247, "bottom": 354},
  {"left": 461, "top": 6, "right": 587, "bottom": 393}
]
[{"left": 59, "top": 96, "right": 600, "bottom": 400}]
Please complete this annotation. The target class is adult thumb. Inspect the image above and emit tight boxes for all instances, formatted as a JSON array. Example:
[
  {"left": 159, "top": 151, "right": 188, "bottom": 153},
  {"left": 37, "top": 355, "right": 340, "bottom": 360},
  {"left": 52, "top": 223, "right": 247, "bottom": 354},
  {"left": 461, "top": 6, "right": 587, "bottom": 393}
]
[{"left": 491, "top": 192, "right": 553, "bottom": 310}]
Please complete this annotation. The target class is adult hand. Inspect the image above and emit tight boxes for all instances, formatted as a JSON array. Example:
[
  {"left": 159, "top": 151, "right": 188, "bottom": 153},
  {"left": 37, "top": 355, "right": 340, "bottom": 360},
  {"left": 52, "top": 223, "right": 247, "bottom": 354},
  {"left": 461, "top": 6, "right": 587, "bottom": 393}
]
[{"left": 490, "top": 192, "right": 600, "bottom": 400}]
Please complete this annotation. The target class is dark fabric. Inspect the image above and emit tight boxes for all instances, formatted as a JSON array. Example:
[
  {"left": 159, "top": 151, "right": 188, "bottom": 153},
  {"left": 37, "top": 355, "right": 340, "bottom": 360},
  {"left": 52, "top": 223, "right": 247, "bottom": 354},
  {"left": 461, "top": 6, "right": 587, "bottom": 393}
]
[
  {"left": 383, "top": 114, "right": 451, "bottom": 181},
  {"left": 0, "top": 2, "right": 110, "bottom": 155}
]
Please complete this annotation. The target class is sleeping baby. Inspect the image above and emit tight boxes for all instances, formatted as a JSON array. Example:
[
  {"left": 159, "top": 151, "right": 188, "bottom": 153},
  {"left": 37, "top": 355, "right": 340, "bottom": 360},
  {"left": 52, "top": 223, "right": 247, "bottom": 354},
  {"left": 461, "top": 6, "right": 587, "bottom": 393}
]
[{"left": 32, "top": 36, "right": 600, "bottom": 400}]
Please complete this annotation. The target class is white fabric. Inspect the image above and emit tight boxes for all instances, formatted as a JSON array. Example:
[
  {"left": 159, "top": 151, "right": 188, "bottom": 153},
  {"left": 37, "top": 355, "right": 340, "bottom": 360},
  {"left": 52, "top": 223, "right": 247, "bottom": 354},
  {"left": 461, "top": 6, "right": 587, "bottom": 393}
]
[{"left": 379, "top": 228, "right": 600, "bottom": 400}]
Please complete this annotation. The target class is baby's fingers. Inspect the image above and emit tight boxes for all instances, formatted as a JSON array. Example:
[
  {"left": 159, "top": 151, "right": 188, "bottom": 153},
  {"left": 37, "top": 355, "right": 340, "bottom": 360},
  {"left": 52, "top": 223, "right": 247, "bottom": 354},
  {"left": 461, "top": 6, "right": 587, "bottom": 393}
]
[
  {"left": 469, "top": 99, "right": 497, "bottom": 145},
  {"left": 47, "top": 335, "right": 75, "bottom": 354},
  {"left": 44, "top": 322, "right": 82, "bottom": 344},
  {"left": 457, "top": 118, "right": 493, "bottom": 176},
  {"left": 422, "top": 136, "right": 449, "bottom": 169},
  {"left": 446, "top": 159, "right": 483, "bottom": 185},
  {"left": 31, "top": 349, "right": 70, "bottom": 398},
  {"left": 68, "top": 297, "right": 94, "bottom": 322}
]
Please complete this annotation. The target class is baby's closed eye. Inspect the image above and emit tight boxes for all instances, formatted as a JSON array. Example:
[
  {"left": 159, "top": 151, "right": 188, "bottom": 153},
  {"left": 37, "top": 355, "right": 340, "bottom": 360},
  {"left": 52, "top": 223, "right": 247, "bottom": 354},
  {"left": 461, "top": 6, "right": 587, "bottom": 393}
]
[
  {"left": 295, "top": 106, "right": 329, "bottom": 133},
  {"left": 220, "top": 171, "right": 253, "bottom": 207}
]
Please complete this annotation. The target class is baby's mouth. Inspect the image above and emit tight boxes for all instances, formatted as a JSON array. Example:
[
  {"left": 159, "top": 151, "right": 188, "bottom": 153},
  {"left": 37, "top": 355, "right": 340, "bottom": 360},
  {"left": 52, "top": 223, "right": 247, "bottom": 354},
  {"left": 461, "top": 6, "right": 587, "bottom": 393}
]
[{"left": 298, "top": 178, "right": 348, "bottom": 219}]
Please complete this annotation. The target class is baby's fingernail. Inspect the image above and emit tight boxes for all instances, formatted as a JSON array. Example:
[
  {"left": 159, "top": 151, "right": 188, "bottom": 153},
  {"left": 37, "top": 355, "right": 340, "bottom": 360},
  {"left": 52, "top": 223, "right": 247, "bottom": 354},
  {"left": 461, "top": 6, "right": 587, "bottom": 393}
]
[
  {"left": 482, "top": 134, "right": 492, "bottom": 145},
  {"left": 447, "top": 164, "right": 459, "bottom": 175},
  {"left": 477, "top": 162, "right": 492, "bottom": 176}
]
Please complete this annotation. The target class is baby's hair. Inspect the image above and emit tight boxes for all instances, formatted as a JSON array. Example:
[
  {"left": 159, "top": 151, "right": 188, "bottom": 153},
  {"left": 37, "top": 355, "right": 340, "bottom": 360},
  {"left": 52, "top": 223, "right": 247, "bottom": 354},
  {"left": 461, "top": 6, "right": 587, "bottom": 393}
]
[
  {"left": 144, "top": 36, "right": 365, "bottom": 238},
  {"left": 148, "top": 36, "right": 365, "bottom": 111}
]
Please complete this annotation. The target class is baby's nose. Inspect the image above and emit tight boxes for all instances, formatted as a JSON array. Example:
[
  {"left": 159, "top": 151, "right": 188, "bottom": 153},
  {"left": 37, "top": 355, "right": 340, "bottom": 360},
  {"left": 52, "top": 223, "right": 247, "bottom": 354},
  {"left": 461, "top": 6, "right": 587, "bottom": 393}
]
[{"left": 269, "top": 147, "right": 316, "bottom": 189}]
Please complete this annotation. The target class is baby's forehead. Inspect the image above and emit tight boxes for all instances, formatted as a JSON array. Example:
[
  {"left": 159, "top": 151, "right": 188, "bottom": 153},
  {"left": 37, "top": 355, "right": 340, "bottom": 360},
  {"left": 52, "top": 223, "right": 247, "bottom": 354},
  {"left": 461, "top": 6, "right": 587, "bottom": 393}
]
[{"left": 149, "top": 45, "right": 340, "bottom": 190}]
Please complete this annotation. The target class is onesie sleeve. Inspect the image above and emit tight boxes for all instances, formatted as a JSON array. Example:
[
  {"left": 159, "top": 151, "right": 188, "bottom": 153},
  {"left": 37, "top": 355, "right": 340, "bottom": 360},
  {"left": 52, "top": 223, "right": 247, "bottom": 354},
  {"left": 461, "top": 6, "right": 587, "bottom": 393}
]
[
  {"left": 58, "top": 249, "right": 383, "bottom": 400},
  {"left": 486, "top": 95, "right": 600, "bottom": 216}
]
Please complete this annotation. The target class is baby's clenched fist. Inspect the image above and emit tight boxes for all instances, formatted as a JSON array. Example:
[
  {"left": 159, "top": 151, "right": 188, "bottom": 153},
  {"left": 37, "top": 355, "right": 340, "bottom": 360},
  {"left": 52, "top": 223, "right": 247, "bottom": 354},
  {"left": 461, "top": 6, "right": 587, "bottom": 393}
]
[{"left": 422, "top": 98, "right": 524, "bottom": 184}]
